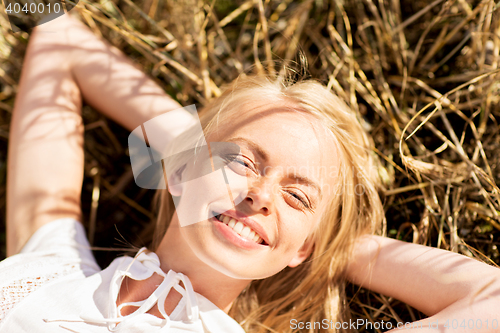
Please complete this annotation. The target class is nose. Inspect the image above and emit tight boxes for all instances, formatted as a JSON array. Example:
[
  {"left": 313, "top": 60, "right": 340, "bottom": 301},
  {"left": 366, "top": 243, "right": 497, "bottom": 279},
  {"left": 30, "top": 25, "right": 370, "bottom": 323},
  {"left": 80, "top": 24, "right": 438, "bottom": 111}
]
[{"left": 244, "top": 178, "right": 274, "bottom": 215}]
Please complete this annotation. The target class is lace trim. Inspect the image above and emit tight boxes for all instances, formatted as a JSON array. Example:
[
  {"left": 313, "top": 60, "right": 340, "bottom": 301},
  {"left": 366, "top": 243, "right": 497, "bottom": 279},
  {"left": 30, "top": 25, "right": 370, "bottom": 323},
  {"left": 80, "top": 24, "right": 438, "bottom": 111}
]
[{"left": 0, "top": 264, "right": 77, "bottom": 323}]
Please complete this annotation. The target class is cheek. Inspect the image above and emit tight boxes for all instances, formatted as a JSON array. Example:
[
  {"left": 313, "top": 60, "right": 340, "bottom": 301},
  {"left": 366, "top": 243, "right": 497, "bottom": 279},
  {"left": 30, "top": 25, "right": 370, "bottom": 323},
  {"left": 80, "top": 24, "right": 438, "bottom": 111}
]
[
  {"left": 288, "top": 208, "right": 325, "bottom": 249},
  {"left": 175, "top": 170, "right": 230, "bottom": 227},
  {"left": 277, "top": 207, "right": 315, "bottom": 250}
]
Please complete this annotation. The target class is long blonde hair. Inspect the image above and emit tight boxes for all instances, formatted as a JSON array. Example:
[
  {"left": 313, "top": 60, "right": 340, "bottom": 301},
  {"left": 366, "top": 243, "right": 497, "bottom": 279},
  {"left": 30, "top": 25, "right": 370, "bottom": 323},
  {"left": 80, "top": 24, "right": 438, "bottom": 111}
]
[{"left": 147, "top": 73, "right": 385, "bottom": 332}]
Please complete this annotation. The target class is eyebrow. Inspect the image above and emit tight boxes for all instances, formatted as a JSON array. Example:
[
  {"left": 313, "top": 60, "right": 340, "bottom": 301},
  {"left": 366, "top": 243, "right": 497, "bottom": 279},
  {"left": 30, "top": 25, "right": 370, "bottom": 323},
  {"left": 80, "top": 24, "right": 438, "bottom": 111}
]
[
  {"left": 290, "top": 174, "right": 323, "bottom": 200},
  {"left": 227, "top": 137, "right": 269, "bottom": 162},
  {"left": 227, "top": 137, "right": 322, "bottom": 200}
]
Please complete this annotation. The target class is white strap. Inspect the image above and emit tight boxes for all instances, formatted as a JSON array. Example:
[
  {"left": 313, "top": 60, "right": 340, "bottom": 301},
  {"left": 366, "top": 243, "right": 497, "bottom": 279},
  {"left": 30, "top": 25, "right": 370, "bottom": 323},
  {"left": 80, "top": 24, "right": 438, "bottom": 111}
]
[
  {"left": 179, "top": 273, "right": 199, "bottom": 322},
  {"left": 80, "top": 248, "right": 199, "bottom": 329}
]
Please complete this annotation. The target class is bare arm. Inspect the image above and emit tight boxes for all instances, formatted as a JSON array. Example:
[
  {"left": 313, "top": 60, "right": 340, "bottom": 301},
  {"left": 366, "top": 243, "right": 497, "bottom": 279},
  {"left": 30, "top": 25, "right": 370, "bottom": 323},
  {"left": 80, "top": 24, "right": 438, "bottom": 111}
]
[
  {"left": 7, "top": 13, "right": 189, "bottom": 255},
  {"left": 347, "top": 235, "right": 500, "bottom": 332}
]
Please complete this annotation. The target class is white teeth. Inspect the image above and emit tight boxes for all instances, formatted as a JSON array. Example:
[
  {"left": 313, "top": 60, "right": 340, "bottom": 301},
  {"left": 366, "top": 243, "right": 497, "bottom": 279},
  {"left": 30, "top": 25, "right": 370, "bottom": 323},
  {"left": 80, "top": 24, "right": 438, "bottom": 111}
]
[
  {"left": 240, "top": 226, "right": 251, "bottom": 238},
  {"left": 216, "top": 214, "right": 263, "bottom": 244},
  {"left": 233, "top": 221, "right": 244, "bottom": 233},
  {"left": 252, "top": 233, "right": 259, "bottom": 242}
]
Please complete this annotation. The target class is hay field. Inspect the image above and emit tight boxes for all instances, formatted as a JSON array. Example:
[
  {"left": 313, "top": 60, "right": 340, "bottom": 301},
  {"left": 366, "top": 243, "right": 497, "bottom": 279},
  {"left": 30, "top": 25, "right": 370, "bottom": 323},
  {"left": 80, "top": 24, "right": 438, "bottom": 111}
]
[{"left": 0, "top": 0, "right": 499, "bottom": 330}]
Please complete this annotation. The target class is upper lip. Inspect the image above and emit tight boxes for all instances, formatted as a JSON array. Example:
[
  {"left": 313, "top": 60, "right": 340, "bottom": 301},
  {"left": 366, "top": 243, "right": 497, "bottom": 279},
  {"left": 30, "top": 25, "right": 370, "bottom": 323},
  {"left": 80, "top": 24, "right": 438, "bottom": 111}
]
[{"left": 215, "top": 209, "right": 270, "bottom": 246}]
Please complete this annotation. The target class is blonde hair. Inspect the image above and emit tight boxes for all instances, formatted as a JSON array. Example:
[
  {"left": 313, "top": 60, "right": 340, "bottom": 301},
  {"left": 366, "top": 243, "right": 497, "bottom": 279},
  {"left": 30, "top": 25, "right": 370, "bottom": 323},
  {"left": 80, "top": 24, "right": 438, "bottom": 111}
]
[{"left": 147, "top": 74, "right": 384, "bottom": 332}]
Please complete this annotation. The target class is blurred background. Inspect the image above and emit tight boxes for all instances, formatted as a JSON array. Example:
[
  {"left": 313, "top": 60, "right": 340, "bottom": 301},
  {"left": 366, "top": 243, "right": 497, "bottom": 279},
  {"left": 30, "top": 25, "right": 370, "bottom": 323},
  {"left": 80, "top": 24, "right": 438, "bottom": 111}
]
[{"left": 0, "top": 0, "right": 499, "bottom": 331}]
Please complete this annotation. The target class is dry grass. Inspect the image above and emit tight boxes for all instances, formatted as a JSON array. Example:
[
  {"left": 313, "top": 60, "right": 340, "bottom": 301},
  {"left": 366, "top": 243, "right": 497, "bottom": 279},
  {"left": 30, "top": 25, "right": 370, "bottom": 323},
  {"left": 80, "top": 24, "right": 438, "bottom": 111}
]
[{"left": 1, "top": 0, "right": 499, "bottom": 331}]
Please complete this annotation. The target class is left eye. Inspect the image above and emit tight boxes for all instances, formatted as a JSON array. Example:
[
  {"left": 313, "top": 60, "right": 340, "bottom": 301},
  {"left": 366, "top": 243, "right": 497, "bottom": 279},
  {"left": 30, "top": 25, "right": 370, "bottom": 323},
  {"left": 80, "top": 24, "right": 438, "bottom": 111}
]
[{"left": 284, "top": 190, "right": 310, "bottom": 209}]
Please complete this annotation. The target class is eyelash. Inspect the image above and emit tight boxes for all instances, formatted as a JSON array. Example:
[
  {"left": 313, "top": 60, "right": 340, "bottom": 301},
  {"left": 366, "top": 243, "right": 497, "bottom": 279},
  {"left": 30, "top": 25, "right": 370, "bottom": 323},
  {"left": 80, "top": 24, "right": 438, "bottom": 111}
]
[
  {"left": 284, "top": 190, "right": 310, "bottom": 209},
  {"left": 224, "top": 154, "right": 257, "bottom": 175},
  {"left": 224, "top": 154, "right": 312, "bottom": 210},
  {"left": 234, "top": 156, "right": 253, "bottom": 169}
]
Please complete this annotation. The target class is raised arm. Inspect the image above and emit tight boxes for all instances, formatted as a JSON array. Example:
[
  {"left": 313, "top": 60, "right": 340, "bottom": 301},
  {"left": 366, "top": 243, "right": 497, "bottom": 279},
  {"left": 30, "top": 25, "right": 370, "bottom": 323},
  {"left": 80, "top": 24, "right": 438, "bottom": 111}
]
[
  {"left": 346, "top": 235, "right": 500, "bottom": 332},
  {"left": 7, "top": 13, "right": 189, "bottom": 255}
]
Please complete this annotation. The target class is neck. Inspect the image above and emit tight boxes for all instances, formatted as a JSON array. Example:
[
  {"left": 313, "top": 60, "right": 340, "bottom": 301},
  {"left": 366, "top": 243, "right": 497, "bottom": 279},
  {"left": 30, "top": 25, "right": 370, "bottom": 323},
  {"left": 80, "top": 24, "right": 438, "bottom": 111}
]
[{"left": 154, "top": 215, "right": 251, "bottom": 312}]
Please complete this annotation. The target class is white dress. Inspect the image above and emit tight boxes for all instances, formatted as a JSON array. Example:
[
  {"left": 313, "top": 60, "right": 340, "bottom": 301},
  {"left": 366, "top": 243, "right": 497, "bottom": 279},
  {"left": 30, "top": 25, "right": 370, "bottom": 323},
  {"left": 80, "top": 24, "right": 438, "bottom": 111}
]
[{"left": 0, "top": 218, "right": 245, "bottom": 332}]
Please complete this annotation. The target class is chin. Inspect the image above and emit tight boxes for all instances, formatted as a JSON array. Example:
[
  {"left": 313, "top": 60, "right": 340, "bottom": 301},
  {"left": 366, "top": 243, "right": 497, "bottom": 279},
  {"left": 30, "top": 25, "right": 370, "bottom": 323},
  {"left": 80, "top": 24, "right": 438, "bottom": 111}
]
[
  {"left": 180, "top": 218, "right": 289, "bottom": 280},
  {"left": 196, "top": 247, "right": 288, "bottom": 280}
]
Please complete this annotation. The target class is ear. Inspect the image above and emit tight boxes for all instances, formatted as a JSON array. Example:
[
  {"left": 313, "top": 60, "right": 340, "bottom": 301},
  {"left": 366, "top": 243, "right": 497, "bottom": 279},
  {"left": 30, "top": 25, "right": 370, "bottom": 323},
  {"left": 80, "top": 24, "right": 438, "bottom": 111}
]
[
  {"left": 167, "top": 164, "right": 186, "bottom": 197},
  {"left": 287, "top": 238, "right": 315, "bottom": 268}
]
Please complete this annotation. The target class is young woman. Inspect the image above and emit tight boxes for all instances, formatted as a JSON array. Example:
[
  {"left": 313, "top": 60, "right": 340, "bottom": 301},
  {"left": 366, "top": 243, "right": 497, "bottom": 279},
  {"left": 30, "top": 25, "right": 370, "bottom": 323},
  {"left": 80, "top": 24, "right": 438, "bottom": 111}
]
[{"left": 1, "top": 13, "right": 499, "bottom": 333}]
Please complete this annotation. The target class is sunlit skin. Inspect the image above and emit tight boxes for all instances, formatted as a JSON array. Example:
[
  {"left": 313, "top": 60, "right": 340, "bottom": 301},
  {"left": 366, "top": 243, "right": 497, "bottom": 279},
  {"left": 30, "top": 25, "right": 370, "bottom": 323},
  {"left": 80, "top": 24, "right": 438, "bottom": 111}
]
[
  {"left": 10, "top": 15, "right": 500, "bottom": 332},
  {"left": 137, "top": 101, "right": 341, "bottom": 315}
]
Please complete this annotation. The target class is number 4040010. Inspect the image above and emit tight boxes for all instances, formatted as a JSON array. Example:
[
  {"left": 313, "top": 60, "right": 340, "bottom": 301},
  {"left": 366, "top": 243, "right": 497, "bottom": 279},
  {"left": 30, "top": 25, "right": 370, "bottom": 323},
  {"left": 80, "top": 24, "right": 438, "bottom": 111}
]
[{"left": 5, "top": 2, "right": 62, "bottom": 14}]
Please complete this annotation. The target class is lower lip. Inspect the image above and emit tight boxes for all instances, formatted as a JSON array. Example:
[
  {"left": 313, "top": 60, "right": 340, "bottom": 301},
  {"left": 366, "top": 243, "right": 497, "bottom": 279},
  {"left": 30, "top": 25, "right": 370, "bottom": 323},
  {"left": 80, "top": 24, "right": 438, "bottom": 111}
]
[{"left": 211, "top": 216, "right": 266, "bottom": 250}]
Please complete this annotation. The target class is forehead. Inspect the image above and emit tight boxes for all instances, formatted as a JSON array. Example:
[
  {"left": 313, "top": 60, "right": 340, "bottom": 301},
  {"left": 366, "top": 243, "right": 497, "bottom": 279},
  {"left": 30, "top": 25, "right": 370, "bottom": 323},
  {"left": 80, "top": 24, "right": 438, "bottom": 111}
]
[{"left": 208, "top": 100, "right": 341, "bottom": 194}]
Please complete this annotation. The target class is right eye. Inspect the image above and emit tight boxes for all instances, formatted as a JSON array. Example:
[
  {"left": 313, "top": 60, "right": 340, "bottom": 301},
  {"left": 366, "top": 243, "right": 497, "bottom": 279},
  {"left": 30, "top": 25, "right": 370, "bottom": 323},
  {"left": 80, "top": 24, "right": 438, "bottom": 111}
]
[{"left": 224, "top": 154, "right": 257, "bottom": 176}]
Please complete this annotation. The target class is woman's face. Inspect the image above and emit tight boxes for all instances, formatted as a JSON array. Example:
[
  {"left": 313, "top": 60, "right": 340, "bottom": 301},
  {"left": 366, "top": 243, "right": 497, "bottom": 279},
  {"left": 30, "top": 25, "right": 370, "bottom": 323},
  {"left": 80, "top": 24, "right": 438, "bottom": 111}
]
[{"left": 170, "top": 101, "right": 340, "bottom": 280}]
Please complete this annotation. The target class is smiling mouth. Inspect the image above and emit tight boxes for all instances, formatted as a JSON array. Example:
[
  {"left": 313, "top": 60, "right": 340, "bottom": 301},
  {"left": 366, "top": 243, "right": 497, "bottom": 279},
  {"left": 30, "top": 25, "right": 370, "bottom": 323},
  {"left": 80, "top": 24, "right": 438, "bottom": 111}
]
[{"left": 213, "top": 213, "right": 268, "bottom": 245}]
